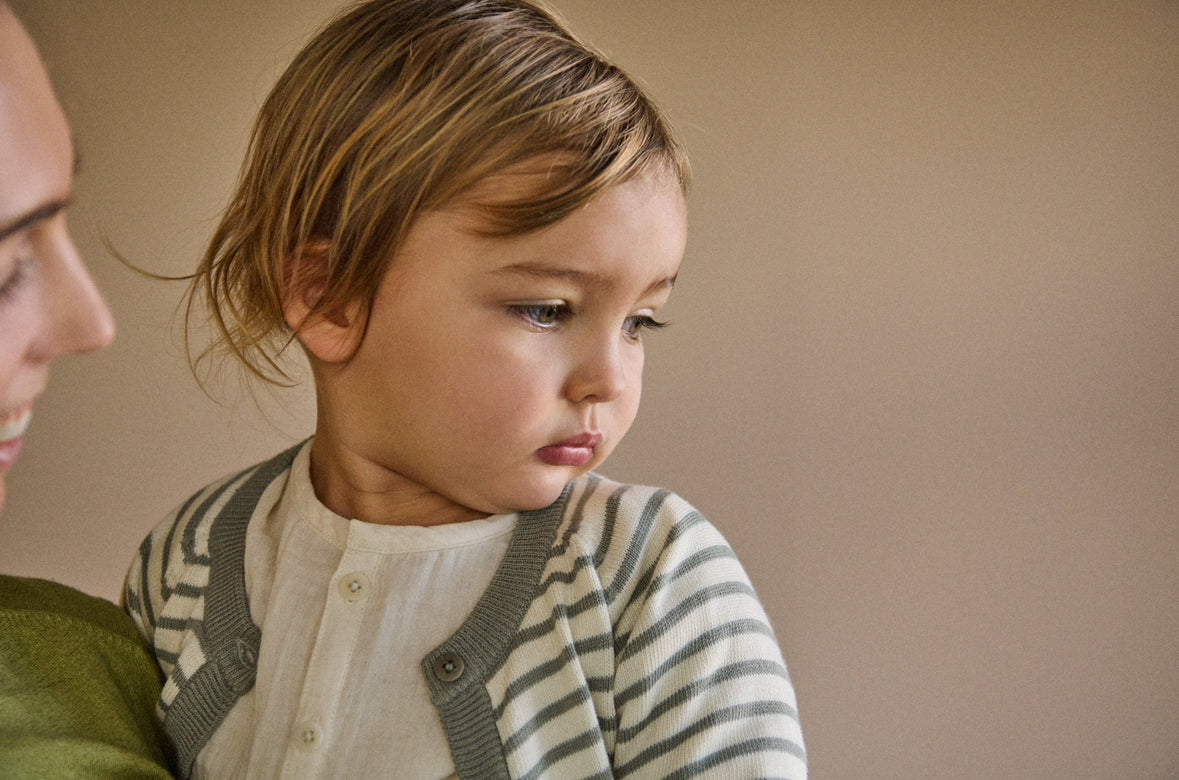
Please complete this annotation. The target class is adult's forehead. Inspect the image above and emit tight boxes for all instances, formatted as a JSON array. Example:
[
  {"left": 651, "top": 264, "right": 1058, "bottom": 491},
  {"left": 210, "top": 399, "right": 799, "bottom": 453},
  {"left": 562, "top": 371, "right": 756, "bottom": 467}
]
[
  {"left": 0, "top": 4, "right": 27, "bottom": 68},
  {"left": 0, "top": 5, "right": 43, "bottom": 104},
  {"left": 0, "top": 5, "right": 73, "bottom": 226}
]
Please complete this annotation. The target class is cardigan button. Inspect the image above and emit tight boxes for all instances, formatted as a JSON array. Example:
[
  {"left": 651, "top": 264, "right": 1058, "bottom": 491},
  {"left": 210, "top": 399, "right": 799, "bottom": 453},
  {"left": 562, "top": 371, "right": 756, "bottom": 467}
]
[
  {"left": 433, "top": 652, "right": 465, "bottom": 682},
  {"left": 232, "top": 637, "right": 259, "bottom": 676}
]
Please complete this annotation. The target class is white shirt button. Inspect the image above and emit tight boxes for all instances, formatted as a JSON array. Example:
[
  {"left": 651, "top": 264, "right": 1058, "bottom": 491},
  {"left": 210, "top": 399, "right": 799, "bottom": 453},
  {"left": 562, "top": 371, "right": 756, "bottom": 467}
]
[
  {"left": 337, "top": 572, "right": 371, "bottom": 602},
  {"left": 295, "top": 723, "right": 322, "bottom": 751}
]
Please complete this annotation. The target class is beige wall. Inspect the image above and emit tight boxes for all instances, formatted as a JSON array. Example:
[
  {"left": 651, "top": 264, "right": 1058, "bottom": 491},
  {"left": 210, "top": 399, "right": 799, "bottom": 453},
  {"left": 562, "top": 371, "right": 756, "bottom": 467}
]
[{"left": 5, "top": 1, "right": 1177, "bottom": 777}]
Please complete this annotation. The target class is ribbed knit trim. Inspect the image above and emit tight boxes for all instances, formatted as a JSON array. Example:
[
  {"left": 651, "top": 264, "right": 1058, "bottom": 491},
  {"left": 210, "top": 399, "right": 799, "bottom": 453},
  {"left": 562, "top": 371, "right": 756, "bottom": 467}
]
[
  {"left": 166, "top": 442, "right": 303, "bottom": 776},
  {"left": 141, "top": 462, "right": 805, "bottom": 778},
  {"left": 422, "top": 482, "right": 571, "bottom": 779}
]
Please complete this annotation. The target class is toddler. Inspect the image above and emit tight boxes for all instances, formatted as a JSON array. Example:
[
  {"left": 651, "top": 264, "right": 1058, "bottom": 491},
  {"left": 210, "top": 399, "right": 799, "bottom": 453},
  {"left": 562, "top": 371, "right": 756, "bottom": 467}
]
[{"left": 125, "top": 1, "right": 805, "bottom": 777}]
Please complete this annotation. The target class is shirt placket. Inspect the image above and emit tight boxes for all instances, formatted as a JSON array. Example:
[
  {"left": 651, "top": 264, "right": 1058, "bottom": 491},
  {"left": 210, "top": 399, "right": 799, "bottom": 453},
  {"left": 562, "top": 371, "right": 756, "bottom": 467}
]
[{"left": 279, "top": 538, "right": 382, "bottom": 776}]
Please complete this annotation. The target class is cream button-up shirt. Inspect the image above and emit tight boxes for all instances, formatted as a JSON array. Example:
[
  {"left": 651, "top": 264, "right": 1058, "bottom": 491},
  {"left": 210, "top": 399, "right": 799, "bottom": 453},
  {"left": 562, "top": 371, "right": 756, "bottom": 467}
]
[{"left": 196, "top": 442, "right": 516, "bottom": 779}]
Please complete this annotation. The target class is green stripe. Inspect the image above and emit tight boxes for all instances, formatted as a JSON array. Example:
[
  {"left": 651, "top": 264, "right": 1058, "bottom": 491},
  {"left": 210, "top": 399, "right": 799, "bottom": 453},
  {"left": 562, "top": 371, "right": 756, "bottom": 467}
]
[
  {"left": 614, "top": 702, "right": 802, "bottom": 777},
  {"left": 613, "top": 541, "right": 735, "bottom": 651},
  {"left": 516, "top": 724, "right": 607, "bottom": 780},
  {"left": 165, "top": 443, "right": 302, "bottom": 776},
  {"left": 493, "top": 631, "right": 613, "bottom": 719},
  {"left": 513, "top": 573, "right": 607, "bottom": 645},
  {"left": 598, "top": 487, "right": 672, "bottom": 601},
  {"left": 548, "top": 473, "right": 600, "bottom": 554},
  {"left": 501, "top": 683, "right": 593, "bottom": 753},
  {"left": 660, "top": 736, "right": 807, "bottom": 779},
  {"left": 615, "top": 618, "right": 778, "bottom": 707},
  {"left": 617, "top": 581, "right": 759, "bottom": 665},
  {"left": 158, "top": 484, "right": 209, "bottom": 601},
  {"left": 616, "top": 659, "right": 793, "bottom": 743}
]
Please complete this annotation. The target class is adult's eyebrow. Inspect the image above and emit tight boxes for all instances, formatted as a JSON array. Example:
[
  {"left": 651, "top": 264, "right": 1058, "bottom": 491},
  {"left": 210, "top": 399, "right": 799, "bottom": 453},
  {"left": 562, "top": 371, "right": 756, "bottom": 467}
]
[
  {"left": 0, "top": 198, "right": 72, "bottom": 244},
  {"left": 0, "top": 141, "right": 79, "bottom": 244}
]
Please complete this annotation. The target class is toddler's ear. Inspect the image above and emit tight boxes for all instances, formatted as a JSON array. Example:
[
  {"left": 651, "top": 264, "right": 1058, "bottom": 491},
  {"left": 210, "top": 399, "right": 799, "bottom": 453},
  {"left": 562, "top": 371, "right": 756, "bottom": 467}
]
[{"left": 282, "top": 241, "right": 365, "bottom": 364}]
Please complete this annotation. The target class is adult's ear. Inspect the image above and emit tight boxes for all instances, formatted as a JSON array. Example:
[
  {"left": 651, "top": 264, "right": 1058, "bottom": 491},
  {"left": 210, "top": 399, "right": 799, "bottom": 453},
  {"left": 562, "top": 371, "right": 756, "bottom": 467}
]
[{"left": 282, "top": 241, "right": 364, "bottom": 364}]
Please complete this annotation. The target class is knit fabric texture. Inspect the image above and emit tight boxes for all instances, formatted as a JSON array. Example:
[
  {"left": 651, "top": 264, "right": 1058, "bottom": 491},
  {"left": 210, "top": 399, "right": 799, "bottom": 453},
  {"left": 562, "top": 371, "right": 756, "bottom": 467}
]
[
  {"left": 0, "top": 575, "right": 172, "bottom": 779},
  {"left": 126, "top": 442, "right": 806, "bottom": 778}
]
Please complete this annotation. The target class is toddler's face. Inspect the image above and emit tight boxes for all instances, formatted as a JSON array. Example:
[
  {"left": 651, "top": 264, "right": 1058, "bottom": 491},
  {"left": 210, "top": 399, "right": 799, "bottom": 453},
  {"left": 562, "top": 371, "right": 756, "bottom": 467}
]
[{"left": 316, "top": 169, "right": 687, "bottom": 519}]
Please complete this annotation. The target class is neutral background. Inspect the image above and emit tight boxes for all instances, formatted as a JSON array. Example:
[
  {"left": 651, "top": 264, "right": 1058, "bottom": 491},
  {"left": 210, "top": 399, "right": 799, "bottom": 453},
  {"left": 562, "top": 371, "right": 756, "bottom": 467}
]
[{"left": 5, "top": 2, "right": 1177, "bottom": 777}]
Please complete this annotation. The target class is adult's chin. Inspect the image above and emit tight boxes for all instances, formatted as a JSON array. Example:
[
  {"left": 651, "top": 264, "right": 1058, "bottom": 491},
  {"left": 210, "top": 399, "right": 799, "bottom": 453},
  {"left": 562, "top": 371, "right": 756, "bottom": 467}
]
[{"left": 0, "top": 475, "right": 6, "bottom": 515}]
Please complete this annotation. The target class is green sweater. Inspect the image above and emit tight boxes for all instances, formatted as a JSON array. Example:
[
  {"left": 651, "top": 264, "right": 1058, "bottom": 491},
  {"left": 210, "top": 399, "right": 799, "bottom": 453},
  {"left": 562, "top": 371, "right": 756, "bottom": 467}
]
[{"left": 0, "top": 575, "right": 173, "bottom": 779}]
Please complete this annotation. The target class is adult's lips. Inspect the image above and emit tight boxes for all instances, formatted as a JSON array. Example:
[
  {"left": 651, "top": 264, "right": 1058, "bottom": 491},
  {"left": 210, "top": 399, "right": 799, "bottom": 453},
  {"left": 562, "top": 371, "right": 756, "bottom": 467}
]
[{"left": 0, "top": 404, "right": 32, "bottom": 473}]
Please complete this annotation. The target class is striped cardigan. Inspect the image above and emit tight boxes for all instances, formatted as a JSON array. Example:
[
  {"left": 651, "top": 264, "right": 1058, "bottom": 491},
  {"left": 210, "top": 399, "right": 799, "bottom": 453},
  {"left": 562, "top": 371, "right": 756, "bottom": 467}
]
[{"left": 125, "top": 443, "right": 806, "bottom": 778}]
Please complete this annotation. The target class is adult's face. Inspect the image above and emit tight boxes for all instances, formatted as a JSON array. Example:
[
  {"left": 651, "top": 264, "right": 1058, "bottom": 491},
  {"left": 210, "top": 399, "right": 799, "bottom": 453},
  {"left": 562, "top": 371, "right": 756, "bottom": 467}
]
[{"left": 0, "top": 7, "right": 115, "bottom": 513}]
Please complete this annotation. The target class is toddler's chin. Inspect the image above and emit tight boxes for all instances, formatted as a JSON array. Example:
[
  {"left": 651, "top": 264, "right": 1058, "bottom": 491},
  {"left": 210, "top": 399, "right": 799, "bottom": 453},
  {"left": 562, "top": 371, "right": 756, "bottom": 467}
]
[
  {"left": 488, "top": 483, "right": 568, "bottom": 516},
  {"left": 522, "top": 478, "right": 580, "bottom": 513}
]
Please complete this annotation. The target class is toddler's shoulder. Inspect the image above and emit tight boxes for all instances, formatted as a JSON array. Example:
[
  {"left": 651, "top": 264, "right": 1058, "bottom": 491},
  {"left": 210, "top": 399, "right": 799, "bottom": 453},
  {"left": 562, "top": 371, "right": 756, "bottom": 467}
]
[
  {"left": 565, "top": 471, "right": 720, "bottom": 533},
  {"left": 144, "top": 442, "right": 306, "bottom": 555},
  {"left": 126, "top": 442, "right": 305, "bottom": 624},
  {"left": 558, "top": 473, "right": 736, "bottom": 580}
]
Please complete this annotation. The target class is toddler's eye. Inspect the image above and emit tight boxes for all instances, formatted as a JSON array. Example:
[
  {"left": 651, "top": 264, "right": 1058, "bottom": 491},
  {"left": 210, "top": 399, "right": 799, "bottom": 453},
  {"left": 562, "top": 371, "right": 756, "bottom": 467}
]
[
  {"left": 513, "top": 303, "right": 570, "bottom": 330},
  {"left": 623, "top": 315, "right": 668, "bottom": 341}
]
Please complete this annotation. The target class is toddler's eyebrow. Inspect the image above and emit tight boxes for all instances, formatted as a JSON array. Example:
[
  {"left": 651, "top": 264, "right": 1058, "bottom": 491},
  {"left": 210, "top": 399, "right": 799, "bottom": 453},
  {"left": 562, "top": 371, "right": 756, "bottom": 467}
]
[{"left": 493, "top": 262, "right": 676, "bottom": 297}]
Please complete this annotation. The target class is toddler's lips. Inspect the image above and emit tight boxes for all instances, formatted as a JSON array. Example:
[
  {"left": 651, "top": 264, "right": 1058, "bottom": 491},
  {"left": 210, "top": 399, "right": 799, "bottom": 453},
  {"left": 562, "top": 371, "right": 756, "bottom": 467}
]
[{"left": 537, "top": 432, "right": 604, "bottom": 467}]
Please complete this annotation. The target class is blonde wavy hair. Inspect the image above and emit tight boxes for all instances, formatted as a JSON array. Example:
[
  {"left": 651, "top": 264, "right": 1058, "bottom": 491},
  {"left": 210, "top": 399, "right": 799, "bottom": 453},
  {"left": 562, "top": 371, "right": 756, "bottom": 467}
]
[{"left": 188, "top": 0, "right": 690, "bottom": 386}]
